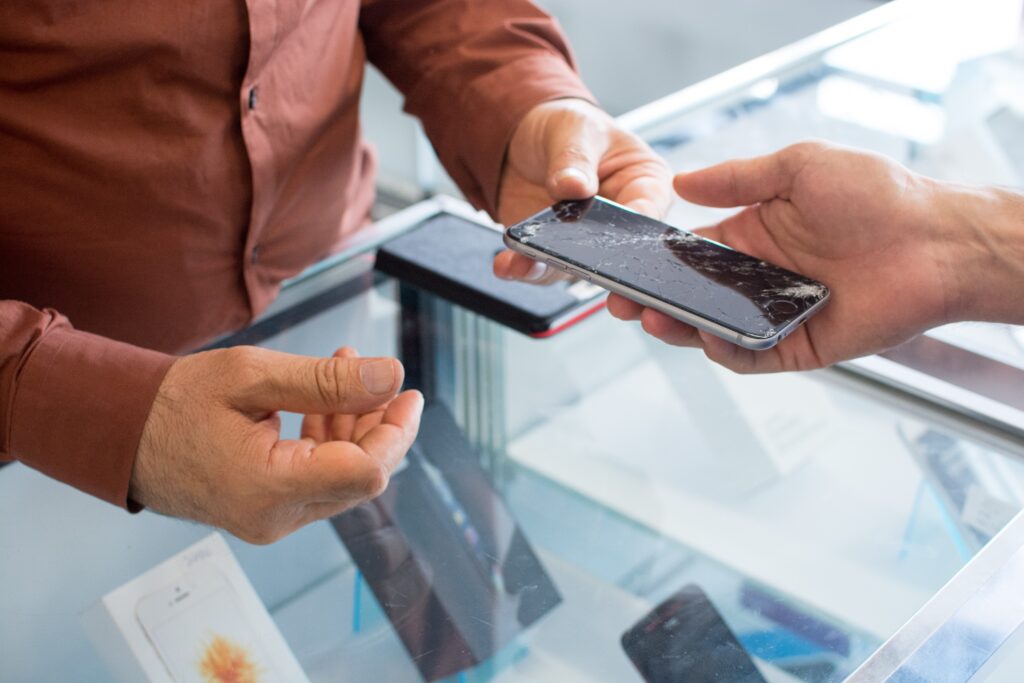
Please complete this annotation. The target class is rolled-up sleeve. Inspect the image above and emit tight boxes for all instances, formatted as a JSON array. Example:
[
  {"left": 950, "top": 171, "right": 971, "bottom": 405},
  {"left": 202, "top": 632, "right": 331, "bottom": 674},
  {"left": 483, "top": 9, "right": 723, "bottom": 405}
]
[
  {"left": 359, "top": 0, "right": 596, "bottom": 217},
  {"left": 0, "top": 301, "right": 174, "bottom": 509}
]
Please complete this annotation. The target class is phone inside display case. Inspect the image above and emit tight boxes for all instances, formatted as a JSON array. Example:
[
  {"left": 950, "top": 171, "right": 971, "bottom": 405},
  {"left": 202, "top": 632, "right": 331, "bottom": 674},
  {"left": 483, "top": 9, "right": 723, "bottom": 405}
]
[
  {"left": 622, "top": 584, "right": 766, "bottom": 683},
  {"left": 331, "top": 402, "right": 562, "bottom": 681}
]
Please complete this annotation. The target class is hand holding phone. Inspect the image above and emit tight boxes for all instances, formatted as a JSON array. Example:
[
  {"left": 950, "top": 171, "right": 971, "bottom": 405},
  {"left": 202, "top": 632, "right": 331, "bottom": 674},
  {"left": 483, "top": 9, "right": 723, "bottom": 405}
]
[
  {"left": 504, "top": 197, "right": 829, "bottom": 350},
  {"left": 570, "top": 143, "right": 973, "bottom": 375}
]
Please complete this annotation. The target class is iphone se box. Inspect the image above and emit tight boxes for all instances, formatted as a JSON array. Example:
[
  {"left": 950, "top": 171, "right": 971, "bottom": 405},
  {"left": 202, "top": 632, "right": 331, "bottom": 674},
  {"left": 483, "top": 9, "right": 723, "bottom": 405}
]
[{"left": 80, "top": 533, "right": 309, "bottom": 683}]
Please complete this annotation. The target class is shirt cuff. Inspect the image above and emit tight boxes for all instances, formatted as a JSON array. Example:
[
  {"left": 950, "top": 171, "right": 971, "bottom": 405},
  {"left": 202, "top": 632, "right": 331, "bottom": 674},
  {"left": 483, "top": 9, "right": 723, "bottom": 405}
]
[{"left": 9, "top": 326, "right": 174, "bottom": 510}]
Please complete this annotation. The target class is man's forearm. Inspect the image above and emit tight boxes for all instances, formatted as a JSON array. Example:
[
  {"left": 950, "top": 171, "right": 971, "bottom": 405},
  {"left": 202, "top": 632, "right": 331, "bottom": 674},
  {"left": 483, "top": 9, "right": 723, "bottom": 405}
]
[{"left": 932, "top": 181, "right": 1024, "bottom": 326}]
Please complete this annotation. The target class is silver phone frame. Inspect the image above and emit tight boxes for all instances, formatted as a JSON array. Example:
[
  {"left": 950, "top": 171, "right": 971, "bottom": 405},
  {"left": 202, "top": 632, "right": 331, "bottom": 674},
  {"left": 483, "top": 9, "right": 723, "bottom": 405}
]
[{"left": 503, "top": 225, "right": 829, "bottom": 351}]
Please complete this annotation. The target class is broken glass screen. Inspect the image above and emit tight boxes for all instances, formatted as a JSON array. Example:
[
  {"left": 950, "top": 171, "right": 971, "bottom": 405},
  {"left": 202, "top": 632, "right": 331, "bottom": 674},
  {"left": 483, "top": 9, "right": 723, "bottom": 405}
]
[{"left": 507, "top": 198, "right": 829, "bottom": 340}]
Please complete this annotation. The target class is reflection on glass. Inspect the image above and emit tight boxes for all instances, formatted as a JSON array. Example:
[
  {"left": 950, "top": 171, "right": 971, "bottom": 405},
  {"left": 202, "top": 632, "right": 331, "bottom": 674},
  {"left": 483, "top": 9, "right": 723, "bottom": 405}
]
[{"left": 331, "top": 402, "right": 561, "bottom": 681}]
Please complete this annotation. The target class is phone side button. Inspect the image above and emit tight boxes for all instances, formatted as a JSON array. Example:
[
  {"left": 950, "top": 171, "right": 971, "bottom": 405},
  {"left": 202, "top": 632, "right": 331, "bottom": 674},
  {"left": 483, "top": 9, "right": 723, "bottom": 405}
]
[{"left": 544, "top": 258, "right": 567, "bottom": 274}]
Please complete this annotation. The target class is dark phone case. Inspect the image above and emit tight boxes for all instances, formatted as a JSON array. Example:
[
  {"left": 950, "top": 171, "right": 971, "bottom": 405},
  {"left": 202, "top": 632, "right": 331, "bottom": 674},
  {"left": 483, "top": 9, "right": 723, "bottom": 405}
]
[
  {"left": 374, "top": 213, "right": 604, "bottom": 336},
  {"left": 621, "top": 584, "right": 767, "bottom": 683}
]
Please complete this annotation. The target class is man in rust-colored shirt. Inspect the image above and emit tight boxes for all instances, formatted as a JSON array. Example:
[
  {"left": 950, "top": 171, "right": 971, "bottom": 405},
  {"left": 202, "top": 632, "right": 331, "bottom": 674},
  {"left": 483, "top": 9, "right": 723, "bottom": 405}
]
[{"left": 0, "top": 1, "right": 670, "bottom": 542}]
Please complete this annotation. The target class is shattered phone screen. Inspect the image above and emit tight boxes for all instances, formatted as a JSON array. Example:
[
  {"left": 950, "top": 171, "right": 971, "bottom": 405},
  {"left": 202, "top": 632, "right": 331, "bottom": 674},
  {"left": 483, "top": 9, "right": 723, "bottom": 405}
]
[{"left": 506, "top": 198, "right": 829, "bottom": 340}]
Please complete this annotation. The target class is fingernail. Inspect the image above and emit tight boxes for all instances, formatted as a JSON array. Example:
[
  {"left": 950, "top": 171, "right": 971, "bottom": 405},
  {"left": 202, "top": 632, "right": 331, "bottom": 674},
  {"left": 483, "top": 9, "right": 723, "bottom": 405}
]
[
  {"left": 553, "top": 167, "right": 589, "bottom": 186},
  {"left": 524, "top": 260, "right": 548, "bottom": 282},
  {"left": 360, "top": 359, "right": 396, "bottom": 394}
]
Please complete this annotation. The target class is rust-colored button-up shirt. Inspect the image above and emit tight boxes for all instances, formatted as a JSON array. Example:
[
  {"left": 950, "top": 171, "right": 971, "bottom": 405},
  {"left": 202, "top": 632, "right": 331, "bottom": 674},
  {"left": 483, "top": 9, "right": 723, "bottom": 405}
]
[{"left": 0, "top": 1, "right": 591, "bottom": 508}]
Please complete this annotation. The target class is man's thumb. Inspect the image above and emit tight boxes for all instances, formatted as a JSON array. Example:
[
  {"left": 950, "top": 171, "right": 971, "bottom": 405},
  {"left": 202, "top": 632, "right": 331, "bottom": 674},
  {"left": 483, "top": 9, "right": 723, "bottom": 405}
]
[
  {"left": 230, "top": 348, "right": 404, "bottom": 415},
  {"left": 545, "top": 123, "right": 604, "bottom": 199}
]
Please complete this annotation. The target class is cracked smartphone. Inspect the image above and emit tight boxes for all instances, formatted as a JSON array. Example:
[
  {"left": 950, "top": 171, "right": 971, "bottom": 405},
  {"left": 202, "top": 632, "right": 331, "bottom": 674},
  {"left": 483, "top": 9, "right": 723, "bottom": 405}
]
[{"left": 504, "top": 197, "right": 829, "bottom": 350}]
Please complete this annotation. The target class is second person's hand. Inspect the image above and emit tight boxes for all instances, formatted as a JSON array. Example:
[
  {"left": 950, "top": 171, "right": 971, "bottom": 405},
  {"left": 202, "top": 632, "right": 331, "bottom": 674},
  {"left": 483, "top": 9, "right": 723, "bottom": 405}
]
[{"left": 609, "top": 141, "right": 974, "bottom": 372}]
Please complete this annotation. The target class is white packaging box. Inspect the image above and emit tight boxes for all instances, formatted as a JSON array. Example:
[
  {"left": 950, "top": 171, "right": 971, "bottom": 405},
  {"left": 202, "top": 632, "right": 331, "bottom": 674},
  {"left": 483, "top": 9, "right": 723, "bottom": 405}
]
[{"left": 81, "top": 532, "right": 310, "bottom": 683}]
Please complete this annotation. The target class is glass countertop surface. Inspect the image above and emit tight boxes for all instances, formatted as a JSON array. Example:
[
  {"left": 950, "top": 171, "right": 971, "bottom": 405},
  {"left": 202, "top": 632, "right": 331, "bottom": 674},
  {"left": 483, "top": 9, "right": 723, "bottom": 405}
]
[
  {"left": 5, "top": 267, "right": 1023, "bottom": 683},
  {"left": 3, "top": 8, "right": 1024, "bottom": 683}
]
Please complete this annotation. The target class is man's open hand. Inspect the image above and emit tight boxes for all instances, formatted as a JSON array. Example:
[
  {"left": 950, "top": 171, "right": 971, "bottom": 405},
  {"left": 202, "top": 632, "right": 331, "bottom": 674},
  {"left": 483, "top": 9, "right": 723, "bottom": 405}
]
[{"left": 130, "top": 345, "right": 423, "bottom": 544}]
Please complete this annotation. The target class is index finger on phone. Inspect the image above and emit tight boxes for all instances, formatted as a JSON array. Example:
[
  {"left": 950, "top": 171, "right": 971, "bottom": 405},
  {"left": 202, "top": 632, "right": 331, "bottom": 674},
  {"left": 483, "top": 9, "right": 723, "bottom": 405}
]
[
  {"left": 493, "top": 248, "right": 531, "bottom": 279},
  {"left": 639, "top": 308, "right": 703, "bottom": 348},
  {"left": 493, "top": 249, "right": 568, "bottom": 284},
  {"left": 606, "top": 293, "right": 644, "bottom": 320},
  {"left": 608, "top": 294, "right": 703, "bottom": 348}
]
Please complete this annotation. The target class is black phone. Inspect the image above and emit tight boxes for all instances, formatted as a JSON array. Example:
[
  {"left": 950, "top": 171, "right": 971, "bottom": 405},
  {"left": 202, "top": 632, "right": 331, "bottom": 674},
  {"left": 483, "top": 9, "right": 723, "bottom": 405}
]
[
  {"left": 375, "top": 212, "right": 606, "bottom": 337},
  {"left": 621, "top": 585, "right": 767, "bottom": 683},
  {"left": 504, "top": 197, "right": 829, "bottom": 350}
]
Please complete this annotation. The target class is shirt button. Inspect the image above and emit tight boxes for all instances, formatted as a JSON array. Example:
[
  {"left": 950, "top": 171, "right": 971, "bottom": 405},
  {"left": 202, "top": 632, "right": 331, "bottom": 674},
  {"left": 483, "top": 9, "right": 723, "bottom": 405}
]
[
  {"left": 250, "top": 244, "right": 261, "bottom": 265},
  {"left": 247, "top": 86, "right": 258, "bottom": 111}
]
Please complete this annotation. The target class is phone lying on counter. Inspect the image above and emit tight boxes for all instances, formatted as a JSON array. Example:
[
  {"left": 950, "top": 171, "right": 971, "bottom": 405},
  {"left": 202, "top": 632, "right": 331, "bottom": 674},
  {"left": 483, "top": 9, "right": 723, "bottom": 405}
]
[
  {"left": 621, "top": 584, "right": 767, "bottom": 683},
  {"left": 504, "top": 197, "right": 829, "bottom": 350},
  {"left": 375, "top": 212, "right": 606, "bottom": 338}
]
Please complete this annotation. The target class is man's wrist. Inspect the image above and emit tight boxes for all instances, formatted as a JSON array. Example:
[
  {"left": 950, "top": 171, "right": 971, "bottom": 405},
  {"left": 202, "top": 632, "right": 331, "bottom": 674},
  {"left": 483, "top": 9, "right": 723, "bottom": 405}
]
[{"left": 933, "top": 181, "right": 1024, "bottom": 325}]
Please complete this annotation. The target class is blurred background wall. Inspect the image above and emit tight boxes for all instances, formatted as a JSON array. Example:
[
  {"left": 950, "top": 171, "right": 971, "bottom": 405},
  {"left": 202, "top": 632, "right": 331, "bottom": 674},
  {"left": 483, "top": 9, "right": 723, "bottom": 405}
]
[{"left": 359, "top": 0, "right": 888, "bottom": 201}]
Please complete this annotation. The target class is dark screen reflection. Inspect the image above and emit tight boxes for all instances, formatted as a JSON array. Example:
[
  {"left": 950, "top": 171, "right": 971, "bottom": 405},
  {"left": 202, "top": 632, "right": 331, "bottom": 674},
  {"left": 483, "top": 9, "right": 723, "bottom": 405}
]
[
  {"left": 331, "top": 402, "right": 561, "bottom": 681},
  {"left": 509, "top": 198, "right": 828, "bottom": 338}
]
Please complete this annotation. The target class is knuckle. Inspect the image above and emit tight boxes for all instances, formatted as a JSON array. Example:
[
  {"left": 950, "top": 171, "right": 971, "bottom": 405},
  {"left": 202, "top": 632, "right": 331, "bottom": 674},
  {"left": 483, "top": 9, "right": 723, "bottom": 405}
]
[
  {"left": 223, "top": 346, "right": 264, "bottom": 385},
  {"left": 313, "top": 356, "right": 353, "bottom": 406},
  {"left": 232, "top": 521, "right": 281, "bottom": 546},
  {"left": 558, "top": 142, "right": 591, "bottom": 164},
  {"left": 361, "top": 463, "right": 390, "bottom": 499},
  {"left": 786, "top": 140, "right": 826, "bottom": 163},
  {"left": 639, "top": 311, "right": 662, "bottom": 337}
]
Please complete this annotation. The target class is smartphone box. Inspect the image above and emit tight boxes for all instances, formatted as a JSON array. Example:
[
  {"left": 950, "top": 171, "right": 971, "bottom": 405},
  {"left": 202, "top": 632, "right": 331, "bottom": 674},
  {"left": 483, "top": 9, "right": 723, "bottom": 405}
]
[{"left": 80, "top": 532, "right": 309, "bottom": 683}]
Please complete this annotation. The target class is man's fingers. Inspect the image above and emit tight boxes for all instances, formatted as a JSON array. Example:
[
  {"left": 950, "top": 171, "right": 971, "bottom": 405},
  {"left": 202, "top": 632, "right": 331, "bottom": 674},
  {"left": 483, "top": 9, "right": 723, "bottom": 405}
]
[
  {"left": 639, "top": 308, "right": 703, "bottom": 347},
  {"left": 298, "top": 390, "right": 424, "bottom": 503},
  {"left": 609, "top": 299, "right": 703, "bottom": 347},
  {"left": 614, "top": 173, "right": 673, "bottom": 221},
  {"left": 606, "top": 293, "right": 644, "bottom": 320},
  {"left": 352, "top": 410, "right": 387, "bottom": 443},
  {"left": 598, "top": 144, "right": 673, "bottom": 220},
  {"left": 356, "top": 389, "right": 424, "bottom": 474},
  {"left": 327, "top": 347, "right": 360, "bottom": 440},
  {"left": 230, "top": 347, "right": 404, "bottom": 416},
  {"left": 674, "top": 143, "right": 813, "bottom": 208},
  {"left": 494, "top": 249, "right": 546, "bottom": 281},
  {"left": 697, "top": 330, "right": 759, "bottom": 373},
  {"left": 545, "top": 112, "right": 605, "bottom": 199},
  {"left": 493, "top": 249, "right": 570, "bottom": 285},
  {"left": 300, "top": 414, "right": 329, "bottom": 442}
]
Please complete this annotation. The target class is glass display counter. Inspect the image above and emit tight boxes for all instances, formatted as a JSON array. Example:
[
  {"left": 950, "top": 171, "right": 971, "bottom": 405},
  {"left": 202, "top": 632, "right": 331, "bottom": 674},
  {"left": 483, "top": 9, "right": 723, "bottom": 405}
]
[{"left": 2, "top": 3, "right": 1023, "bottom": 681}]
